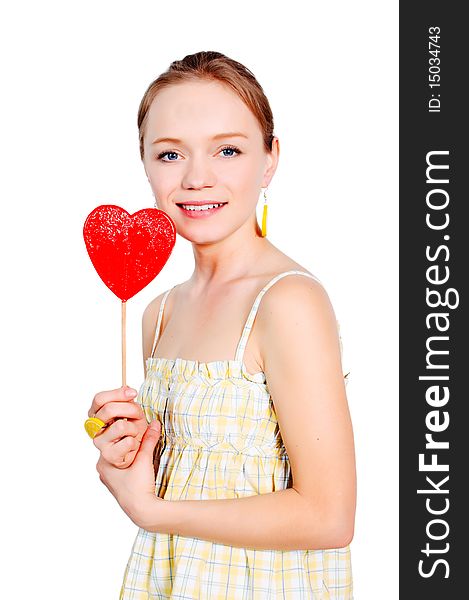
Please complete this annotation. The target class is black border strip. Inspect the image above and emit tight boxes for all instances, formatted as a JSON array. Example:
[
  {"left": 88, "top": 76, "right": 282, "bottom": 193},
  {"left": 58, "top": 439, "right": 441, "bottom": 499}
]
[{"left": 400, "top": 3, "right": 466, "bottom": 596}]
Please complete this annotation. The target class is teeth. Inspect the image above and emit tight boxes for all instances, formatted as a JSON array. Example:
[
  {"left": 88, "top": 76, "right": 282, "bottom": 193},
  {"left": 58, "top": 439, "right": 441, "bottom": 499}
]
[{"left": 181, "top": 203, "right": 225, "bottom": 211}]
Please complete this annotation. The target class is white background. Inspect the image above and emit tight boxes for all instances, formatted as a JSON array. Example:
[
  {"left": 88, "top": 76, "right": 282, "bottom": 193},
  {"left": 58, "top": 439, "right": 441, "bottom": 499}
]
[{"left": 1, "top": 1, "right": 398, "bottom": 598}]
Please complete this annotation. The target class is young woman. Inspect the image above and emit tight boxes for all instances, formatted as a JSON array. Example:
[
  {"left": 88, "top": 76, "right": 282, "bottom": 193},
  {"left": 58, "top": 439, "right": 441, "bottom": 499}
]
[{"left": 87, "top": 50, "right": 356, "bottom": 599}]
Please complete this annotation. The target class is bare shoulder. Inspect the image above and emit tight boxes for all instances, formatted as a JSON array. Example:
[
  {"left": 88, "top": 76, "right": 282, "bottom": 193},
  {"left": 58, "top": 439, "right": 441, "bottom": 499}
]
[
  {"left": 142, "top": 290, "right": 167, "bottom": 330},
  {"left": 141, "top": 289, "right": 171, "bottom": 364},
  {"left": 255, "top": 271, "right": 340, "bottom": 371},
  {"left": 257, "top": 271, "right": 336, "bottom": 329}
]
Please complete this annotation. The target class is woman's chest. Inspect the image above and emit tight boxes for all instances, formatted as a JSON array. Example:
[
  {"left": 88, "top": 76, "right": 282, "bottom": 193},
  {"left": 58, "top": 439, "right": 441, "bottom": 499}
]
[
  {"left": 155, "top": 297, "right": 264, "bottom": 376},
  {"left": 138, "top": 365, "right": 281, "bottom": 450}
]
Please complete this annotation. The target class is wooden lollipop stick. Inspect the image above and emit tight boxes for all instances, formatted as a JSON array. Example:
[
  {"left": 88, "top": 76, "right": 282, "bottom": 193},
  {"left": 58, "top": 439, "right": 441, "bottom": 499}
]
[{"left": 122, "top": 300, "right": 127, "bottom": 387}]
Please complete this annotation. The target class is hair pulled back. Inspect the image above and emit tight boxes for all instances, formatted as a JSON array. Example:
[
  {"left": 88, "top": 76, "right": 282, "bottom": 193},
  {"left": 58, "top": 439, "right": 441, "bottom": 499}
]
[{"left": 137, "top": 51, "right": 275, "bottom": 160}]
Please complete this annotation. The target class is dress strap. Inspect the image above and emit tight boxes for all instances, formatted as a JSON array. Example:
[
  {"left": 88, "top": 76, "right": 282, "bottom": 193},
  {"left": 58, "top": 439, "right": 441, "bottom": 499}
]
[
  {"left": 150, "top": 285, "right": 177, "bottom": 358},
  {"left": 234, "top": 270, "right": 321, "bottom": 363}
]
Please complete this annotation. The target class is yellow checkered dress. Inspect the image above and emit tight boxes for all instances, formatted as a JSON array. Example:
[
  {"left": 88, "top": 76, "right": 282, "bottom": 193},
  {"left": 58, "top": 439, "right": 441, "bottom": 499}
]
[{"left": 119, "top": 270, "right": 353, "bottom": 599}]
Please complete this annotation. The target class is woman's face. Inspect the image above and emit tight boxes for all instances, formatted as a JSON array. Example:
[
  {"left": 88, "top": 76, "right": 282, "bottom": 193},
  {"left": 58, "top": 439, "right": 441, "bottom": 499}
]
[{"left": 142, "top": 79, "right": 278, "bottom": 244}]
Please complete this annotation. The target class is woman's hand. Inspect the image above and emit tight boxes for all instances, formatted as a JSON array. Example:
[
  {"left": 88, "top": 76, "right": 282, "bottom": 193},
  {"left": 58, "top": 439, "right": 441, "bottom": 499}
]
[
  {"left": 96, "top": 419, "right": 164, "bottom": 528},
  {"left": 88, "top": 386, "right": 150, "bottom": 468}
]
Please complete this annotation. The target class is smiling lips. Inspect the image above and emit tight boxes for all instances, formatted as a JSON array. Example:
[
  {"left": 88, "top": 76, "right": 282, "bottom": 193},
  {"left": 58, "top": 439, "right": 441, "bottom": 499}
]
[{"left": 176, "top": 202, "right": 228, "bottom": 218}]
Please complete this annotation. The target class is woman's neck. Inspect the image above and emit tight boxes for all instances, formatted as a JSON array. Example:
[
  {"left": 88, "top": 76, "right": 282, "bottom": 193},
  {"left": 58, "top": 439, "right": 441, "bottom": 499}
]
[{"left": 189, "top": 227, "right": 270, "bottom": 289}]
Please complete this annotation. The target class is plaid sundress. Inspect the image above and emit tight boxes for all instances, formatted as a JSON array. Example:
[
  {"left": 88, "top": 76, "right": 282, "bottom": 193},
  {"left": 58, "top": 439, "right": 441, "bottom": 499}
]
[{"left": 119, "top": 270, "right": 353, "bottom": 599}]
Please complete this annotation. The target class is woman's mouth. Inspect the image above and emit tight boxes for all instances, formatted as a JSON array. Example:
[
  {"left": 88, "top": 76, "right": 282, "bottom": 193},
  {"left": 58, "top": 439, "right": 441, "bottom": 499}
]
[{"left": 176, "top": 202, "right": 228, "bottom": 219}]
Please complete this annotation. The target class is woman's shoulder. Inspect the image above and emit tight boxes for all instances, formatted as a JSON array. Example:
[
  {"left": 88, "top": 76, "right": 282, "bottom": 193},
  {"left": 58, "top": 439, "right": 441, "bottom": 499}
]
[
  {"left": 141, "top": 284, "right": 183, "bottom": 360},
  {"left": 260, "top": 251, "right": 326, "bottom": 295},
  {"left": 142, "top": 284, "right": 180, "bottom": 332},
  {"left": 259, "top": 248, "right": 323, "bottom": 290},
  {"left": 262, "top": 268, "right": 329, "bottom": 308},
  {"left": 254, "top": 269, "right": 338, "bottom": 372},
  {"left": 255, "top": 265, "right": 334, "bottom": 334},
  {"left": 142, "top": 289, "right": 167, "bottom": 324}
]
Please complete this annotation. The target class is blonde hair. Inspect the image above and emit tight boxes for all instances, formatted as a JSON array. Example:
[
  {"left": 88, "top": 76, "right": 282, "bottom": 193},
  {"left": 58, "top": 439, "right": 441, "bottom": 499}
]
[{"left": 137, "top": 50, "right": 275, "bottom": 160}]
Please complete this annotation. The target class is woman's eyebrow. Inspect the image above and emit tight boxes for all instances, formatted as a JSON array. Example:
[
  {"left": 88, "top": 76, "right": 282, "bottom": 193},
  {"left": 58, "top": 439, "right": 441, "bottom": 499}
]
[{"left": 151, "top": 132, "right": 249, "bottom": 145}]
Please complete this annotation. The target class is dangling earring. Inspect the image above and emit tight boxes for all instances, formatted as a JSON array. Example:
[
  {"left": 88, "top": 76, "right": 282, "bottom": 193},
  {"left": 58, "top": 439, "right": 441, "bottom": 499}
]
[{"left": 261, "top": 187, "right": 268, "bottom": 237}]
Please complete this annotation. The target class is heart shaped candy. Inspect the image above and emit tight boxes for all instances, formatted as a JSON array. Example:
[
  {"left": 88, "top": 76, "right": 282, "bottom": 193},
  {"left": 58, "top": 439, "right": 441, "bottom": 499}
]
[{"left": 83, "top": 205, "right": 176, "bottom": 302}]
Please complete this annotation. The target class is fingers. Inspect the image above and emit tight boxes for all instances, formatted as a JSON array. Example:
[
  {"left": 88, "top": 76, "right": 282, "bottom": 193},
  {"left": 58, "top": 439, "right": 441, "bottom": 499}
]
[
  {"left": 93, "top": 412, "right": 150, "bottom": 468},
  {"left": 109, "top": 436, "right": 141, "bottom": 468},
  {"left": 95, "top": 424, "right": 142, "bottom": 467},
  {"left": 93, "top": 401, "right": 145, "bottom": 429},
  {"left": 118, "top": 435, "right": 146, "bottom": 467},
  {"left": 93, "top": 417, "right": 141, "bottom": 449},
  {"left": 132, "top": 420, "right": 162, "bottom": 465},
  {"left": 88, "top": 386, "right": 138, "bottom": 418},
  {"left": 94, "top": 420, "right": 163, "bottom": 469}
]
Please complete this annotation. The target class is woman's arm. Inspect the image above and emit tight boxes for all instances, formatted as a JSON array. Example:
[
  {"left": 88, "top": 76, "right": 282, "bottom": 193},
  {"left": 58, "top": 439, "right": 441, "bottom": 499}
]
[{"left": 136, "top": 275, "right": 356, "bottom": 550}]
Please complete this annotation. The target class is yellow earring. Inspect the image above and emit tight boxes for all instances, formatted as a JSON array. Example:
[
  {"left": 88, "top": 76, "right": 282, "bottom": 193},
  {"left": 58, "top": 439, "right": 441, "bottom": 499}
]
[{"left": 261, "top": 188, "right": 268, "bottom": 237}]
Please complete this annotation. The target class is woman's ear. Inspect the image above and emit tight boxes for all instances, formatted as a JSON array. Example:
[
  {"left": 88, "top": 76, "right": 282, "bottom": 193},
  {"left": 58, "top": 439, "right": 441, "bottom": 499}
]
[{"left": 263, "top": 137, "right": 280, "bottom": 187}]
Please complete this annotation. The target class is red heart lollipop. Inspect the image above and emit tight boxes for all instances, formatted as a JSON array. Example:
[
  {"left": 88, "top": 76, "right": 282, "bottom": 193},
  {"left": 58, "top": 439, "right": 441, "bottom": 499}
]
[{"left": 83, "top": 205, "right": 176, "bottom": 302}]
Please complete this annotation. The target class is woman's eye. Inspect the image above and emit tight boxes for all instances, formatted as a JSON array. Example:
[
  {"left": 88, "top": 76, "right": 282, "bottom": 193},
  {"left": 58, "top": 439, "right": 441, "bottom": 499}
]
[
  {"left": 157, "top": 151, "right": 179, "bottom": 161},
  {"left": 220, "top": 145, "right": 240, "bottom": 157}
]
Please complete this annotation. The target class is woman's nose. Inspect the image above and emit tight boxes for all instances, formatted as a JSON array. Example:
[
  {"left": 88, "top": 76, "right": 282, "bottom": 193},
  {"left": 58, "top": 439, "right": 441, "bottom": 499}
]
[{"left": 181, "top": 154, "right": 216, "bottom": 190}]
